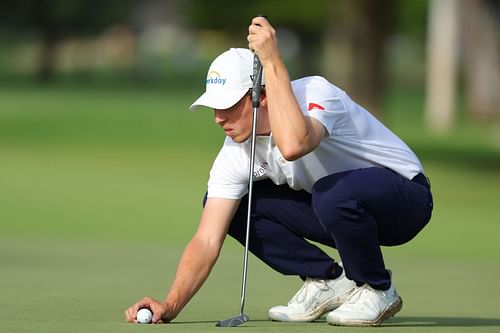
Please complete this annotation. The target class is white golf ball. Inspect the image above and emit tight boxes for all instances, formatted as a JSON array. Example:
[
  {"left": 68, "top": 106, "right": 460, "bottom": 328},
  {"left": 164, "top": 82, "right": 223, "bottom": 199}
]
[{"left": 137, "top": 308, "right": 153, "bottom": 324}]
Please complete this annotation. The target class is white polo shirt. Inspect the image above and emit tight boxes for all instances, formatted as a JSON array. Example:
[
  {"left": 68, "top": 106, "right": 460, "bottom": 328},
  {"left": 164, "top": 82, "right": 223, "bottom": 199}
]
[{"left": 207, "top": 76, "right": 423, "bottom": 199}]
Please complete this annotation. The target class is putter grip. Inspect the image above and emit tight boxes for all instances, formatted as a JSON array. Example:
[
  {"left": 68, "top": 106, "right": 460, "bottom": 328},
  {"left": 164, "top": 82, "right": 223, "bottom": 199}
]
[
  {"left": 251, "top": 15, "right": 267, "bottom": 108},
  {"left": 252, "top": 56, "right": 263, "bottom": 108}
]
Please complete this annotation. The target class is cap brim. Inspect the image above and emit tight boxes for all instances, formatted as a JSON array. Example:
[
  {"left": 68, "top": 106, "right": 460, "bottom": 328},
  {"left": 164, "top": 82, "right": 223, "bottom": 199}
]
[{"left": 189, "top": 89, "right": 248, "bottom": 111}]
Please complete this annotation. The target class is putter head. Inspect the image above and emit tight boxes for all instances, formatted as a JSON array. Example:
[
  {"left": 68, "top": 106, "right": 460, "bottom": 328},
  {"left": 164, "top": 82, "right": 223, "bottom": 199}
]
[{"left": 215, "top": 314, "right": 249, "bottom": 327}]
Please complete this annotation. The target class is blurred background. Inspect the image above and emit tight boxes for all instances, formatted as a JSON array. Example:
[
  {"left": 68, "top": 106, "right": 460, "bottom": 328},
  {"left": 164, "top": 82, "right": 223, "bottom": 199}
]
[
  {"left": 1, "top": 0, "right": 499, "bottom": 236},
  {"left": 1, "top": 0, "right": 499, "bottom": 124},
  {"left": 0, "top": 1, "right": 500, "bottom": 331}
]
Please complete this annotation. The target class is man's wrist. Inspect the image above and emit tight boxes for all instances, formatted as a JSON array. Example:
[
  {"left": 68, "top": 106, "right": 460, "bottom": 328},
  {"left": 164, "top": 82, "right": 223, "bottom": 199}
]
[{"left": 161, "top": 300, "right": 179, "bottom": 322}]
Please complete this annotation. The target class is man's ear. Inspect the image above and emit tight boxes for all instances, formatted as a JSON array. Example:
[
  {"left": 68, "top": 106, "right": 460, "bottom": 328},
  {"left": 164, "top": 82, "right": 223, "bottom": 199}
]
[{"left": 260, "top": 87, "right": 267, "bottom": 105}]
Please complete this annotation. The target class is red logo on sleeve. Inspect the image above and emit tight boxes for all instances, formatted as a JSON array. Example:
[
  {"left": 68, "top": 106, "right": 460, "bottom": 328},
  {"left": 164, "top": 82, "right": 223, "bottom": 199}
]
[{"left": 308, "top": 102, "right": 325, "bottom": 111}]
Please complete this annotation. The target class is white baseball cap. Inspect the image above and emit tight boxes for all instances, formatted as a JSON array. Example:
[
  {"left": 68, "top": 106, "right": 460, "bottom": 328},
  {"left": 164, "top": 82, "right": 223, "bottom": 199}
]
[{"left": 190, "top": 48, "right": 264, "bottom": 111}]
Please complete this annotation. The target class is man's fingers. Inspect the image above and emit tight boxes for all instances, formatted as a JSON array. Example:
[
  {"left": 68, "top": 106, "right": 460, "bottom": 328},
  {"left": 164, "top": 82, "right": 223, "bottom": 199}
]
[
  {"left": 134, "top": 297, "right": 153, "bottom": 311},
  {"left": 251, "top": 16, "right": 269, "bottom": 28},
  {"left": 248, "top": 16, "right": 271, "bottom": 37},
  {"left": 248, "top": 22, "right": 267, "bottom": 37},
  {"left": 248, "top": 16, "right": 276, "bottom": 55},
  {"left": 126, "top": 297, "right": 171, "bottom": 324},
  {"left": 152, "top": 313, "right": 163, "bottom": 324},
  {"left": 124, "top": 307, "right": 136, "bottom": 323},
  {"left": 125, "top": 297, "right": 157, "bottom": 324}
]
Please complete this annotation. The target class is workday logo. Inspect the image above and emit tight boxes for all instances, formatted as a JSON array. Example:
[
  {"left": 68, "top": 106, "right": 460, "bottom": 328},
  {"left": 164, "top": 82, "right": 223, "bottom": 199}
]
[{"left": 206, "top": 71, "right": 227, "bottom": 86}]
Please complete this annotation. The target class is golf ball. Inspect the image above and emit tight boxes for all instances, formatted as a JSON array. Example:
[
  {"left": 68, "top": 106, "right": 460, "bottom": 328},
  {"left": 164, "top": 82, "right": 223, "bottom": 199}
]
[{"left": 137, "top": 308, "right": 153, "bottom": 324}]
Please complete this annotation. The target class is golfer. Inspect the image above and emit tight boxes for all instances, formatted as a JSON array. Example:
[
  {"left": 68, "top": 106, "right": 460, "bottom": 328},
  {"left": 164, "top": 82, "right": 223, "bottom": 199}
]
[{"left": 125, "top": 16, "right": 433, "bottom": 327}]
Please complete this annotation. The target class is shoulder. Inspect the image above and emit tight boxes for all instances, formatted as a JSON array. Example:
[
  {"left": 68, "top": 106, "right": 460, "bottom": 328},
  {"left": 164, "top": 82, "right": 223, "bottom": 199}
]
[
  {"left": 290, "top": 76, "right": 349, "bottom": 114},
  {"left": 291, "top": 76, "right": 349, "bottom": 109},
  {"left": 291, "top": 76, "right": 344, "bottom": 96}
]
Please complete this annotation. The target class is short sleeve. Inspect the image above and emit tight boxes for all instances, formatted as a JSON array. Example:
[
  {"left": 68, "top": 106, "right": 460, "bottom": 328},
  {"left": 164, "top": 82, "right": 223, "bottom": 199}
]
[
  {"left": 292, "top": 76, "right": 348, "bottom": 135},
  {"left": 207, "top": 138, "right": 249, "bottom": 199}
]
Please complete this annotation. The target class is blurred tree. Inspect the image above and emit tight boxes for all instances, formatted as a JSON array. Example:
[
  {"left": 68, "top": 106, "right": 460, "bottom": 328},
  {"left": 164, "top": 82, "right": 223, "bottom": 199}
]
[
  {"left": 0, "top": 0, "right": 135, "bottom": 81},
  {"left": 461, "top": 0, "right": 500, "bottom": 121},
  {"left": 425, "top": 0, "right": 460, "bottom": 134},
  {"left": 426, "top": 0, "right": 500, "bottom": 133},
  {"left": 182, "top": 0, "right": 331, "bottom": 75},
  {"left": 391, "top": 0, "right": 428, "bottom": 42},
  {"left": 324, "top": 0, "right": 394, "bottom": 118},
  {"left": 131, "top": 0, "right": 182, "bottom": 81},
  {"left": 183, "top": 0, "right": 397, "bottom": 118}
]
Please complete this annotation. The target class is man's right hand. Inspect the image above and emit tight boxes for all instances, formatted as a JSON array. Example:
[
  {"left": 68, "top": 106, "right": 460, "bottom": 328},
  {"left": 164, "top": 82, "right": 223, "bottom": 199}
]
[
  {"left": 124, "top": 198, "right": 239, "bottom": 324},
  {"left": 124, "top": 297, "right": 174, "bottom": 324}
]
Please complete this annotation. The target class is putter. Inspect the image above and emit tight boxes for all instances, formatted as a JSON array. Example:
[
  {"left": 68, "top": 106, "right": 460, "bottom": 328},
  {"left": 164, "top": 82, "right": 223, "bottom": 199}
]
[{"left": 216, "top": 29, "right": 264, "bottom": 328}]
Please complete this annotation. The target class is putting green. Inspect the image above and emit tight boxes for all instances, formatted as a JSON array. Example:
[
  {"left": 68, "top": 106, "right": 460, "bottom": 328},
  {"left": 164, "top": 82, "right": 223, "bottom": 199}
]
[
  {"left": 1, "top": 84, "right": 499, "bottom": 332},
  {"left": 1, "top": 238, "right": 499, "bottom": 333}
]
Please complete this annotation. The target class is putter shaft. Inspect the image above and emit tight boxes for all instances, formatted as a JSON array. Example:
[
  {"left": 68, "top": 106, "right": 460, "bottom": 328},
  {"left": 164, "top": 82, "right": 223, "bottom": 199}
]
[{"left": 216, "top": 20, "right": 264, "bottom": 327}]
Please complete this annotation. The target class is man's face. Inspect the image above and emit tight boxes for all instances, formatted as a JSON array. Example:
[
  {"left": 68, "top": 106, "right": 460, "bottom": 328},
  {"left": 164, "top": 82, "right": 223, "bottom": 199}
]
[{"left": 214, "top": 93, "right": 253, "bottom": 143}]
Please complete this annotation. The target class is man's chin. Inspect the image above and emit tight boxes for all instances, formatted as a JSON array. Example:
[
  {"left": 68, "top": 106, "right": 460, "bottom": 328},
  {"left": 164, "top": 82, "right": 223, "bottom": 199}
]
[{"left": 228, "top": 134, "right": 250, "bottom": 143}]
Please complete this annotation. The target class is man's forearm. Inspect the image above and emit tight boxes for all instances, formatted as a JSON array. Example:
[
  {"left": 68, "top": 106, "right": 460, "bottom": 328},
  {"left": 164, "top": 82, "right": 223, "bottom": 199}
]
[
  {"left": 248, "top": 17, "right": 323, "bottom": 161},
  {"left": 162, "top": 236, "right": 221, "bottom": 321},
  {"left": 264, "top": 60, "right": 307, "bottom": 155}
]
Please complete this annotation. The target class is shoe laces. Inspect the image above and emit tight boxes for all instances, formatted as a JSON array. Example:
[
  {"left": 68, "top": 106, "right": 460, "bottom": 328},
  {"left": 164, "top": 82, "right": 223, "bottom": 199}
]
[
  {"left": 288, "top": 278, "right": 331, "bottom": 305},
  {"left": 345, "top": 284, "right": 379, "bottom": 305}
]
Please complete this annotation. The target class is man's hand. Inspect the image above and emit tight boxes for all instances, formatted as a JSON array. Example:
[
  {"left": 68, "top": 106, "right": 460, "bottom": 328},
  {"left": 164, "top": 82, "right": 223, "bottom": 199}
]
[
  {"left": 247, "top": 16, "right": 326, "bottom": 160},
  {"left": 124, "top": 199, "right": 239, "bottom": 325},
  {"left": 124, "top": 297, "right": 174, "bottom": 324},
  {"left": 247, "top": 16, "right": 280, "bottom": 67}
]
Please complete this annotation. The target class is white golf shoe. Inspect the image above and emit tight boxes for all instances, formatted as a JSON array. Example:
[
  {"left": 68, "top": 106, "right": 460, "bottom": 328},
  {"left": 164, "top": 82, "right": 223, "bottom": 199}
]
[
  {"left": 268, "top": 270, "right": 356, "bottom": 322},
  {"left": 326, "top": 282, "right": 402, "bottom": 326}
]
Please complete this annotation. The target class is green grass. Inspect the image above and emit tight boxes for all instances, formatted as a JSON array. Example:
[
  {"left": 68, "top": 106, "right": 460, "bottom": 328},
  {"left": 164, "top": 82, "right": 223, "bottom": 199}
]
[
  {"left": 1, "top": 238, "right": 499, "bottom": 333},
  {"left": 1, "top": 83, "right": 500, "bottom": 332}
]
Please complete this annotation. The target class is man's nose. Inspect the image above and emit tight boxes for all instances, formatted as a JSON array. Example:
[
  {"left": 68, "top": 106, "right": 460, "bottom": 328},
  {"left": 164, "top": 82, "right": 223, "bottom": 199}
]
[{"left": 214, "top": 109, "right": 226, "bottom": 124}]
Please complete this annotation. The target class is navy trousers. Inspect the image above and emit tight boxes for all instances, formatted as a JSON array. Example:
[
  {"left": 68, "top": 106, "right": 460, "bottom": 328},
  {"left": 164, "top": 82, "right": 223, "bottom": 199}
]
[{"left": 206, "top": 167, "right": 433, "bottom": 290}]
